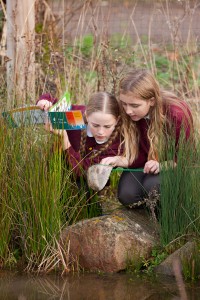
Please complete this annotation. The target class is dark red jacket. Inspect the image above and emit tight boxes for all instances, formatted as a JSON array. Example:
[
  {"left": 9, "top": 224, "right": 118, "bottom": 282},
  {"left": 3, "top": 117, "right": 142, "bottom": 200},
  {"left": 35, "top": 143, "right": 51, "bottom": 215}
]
[
  {"left": 129, "top": 101, "right": 193, "bottom": 168},
  {"left": 65, "top": 134, "right": 123, "bottom": 177}
]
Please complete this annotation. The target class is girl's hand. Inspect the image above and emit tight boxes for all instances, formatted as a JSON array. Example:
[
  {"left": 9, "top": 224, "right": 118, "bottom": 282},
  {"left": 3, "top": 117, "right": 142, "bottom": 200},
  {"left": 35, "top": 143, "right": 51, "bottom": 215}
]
[
  {"left": 144, "top": 160, "right": 160, "bottom": 174},
  {"left": 44, "top": 121, "right": 53, "bottom": 133},
  {"left": 44, "top": 122, "right": 61, "bottom": 135},
  {"left": 100, "top": 156, "right": 129, "bottom": 168},
  {"left": 44, "top": 122, "right": 71, "bottom": 150},
  {"left": 44, "top": 121, "right": 64, "bottom": 136},
  {"left": 36, "top": 99, "right": 53, "bottom": 111},
  {"left": 50, "top": 128, "right": 65, "bottom": 137}
]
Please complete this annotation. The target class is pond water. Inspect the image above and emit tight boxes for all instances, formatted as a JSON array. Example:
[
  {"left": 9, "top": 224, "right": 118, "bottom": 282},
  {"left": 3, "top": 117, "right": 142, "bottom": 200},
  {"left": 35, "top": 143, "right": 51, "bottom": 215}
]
[{"left": 0, "top": 271, "right": 200, "bottom": 300}]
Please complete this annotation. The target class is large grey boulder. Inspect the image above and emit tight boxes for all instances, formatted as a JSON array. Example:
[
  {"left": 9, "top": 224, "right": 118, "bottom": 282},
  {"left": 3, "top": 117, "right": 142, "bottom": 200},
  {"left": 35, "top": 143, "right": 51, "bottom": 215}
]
[{"left": 61, "top": 207, "right": 158, "bottom": 272}]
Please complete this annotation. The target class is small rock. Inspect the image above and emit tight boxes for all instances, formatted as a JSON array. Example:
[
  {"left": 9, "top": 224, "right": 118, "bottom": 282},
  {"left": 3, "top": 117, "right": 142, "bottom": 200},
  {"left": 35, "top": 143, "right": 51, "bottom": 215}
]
[{"left": 154, "top": 241, "right": 196, "bottom": 276}]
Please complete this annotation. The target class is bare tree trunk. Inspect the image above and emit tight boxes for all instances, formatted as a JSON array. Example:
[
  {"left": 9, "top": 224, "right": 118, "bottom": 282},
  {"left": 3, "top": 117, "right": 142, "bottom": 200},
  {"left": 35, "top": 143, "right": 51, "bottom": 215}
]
[
  {"left": 0, "top": 20, "right": 6, "bottom": 65},
  {"left": 6, "top": 0, "right": 35, "bottom": 108},
  {"left": 0, "top": 0, "right": 6, "bottom": 65}
]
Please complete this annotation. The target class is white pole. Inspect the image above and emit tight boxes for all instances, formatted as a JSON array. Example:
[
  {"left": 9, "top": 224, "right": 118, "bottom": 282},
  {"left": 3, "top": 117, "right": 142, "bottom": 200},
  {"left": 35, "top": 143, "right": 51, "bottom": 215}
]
[{"left": 6, "top": 0, "right": 35, "bottom": 108}]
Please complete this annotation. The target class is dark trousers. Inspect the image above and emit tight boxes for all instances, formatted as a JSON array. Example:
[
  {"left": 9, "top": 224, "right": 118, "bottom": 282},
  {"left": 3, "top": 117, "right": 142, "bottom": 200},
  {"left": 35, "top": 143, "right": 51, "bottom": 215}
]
[{"left": 117, "top": 171, "right": 160, "bottom": 206}]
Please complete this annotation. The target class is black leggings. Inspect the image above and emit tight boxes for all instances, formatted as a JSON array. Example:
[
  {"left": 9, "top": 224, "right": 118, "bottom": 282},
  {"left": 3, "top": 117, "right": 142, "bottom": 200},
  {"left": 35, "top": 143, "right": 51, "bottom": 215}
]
[{"left": 118, "top": 171, "right": 160, "bottom": 206}]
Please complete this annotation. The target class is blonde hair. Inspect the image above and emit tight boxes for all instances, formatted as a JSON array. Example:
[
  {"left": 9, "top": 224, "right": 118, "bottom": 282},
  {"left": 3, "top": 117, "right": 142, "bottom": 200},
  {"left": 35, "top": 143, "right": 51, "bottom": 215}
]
[
  {"left": 119, "top": 69, "right": 194, "bottom": 164},
  {"left": 79, "top": 91, "right": 123, "bottom": 159}
]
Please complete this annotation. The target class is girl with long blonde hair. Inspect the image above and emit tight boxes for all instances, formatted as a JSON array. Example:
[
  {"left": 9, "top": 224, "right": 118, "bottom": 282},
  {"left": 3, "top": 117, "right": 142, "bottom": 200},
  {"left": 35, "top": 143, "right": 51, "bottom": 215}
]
[{"left": 103, "top": 69, "right": 194, "bottom": 207}]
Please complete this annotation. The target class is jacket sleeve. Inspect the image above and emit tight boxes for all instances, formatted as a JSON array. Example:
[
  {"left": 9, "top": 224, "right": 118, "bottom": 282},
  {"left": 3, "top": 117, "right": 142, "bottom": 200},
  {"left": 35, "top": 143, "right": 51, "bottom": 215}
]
[
  {"left": 166, "top": 102, "right": 194, "bottom": 164},
  {"left": 64, "top": 139, "right": 123, "bottom": 177},
  {"left": 36, "top": 93, "right": 58, "bottom": 105},
  {"left": 169, "top": 102, "right": 193, "bottom": 146},
  {"left": 66, "top": 105, "right": 86, "bottom": 151}
]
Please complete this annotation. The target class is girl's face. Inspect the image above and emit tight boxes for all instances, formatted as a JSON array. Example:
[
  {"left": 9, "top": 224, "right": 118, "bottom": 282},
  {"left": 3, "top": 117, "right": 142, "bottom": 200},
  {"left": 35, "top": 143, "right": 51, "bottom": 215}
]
[
  {"left": 37, "top": 100, "right": 53, "bottom": 111},
  {"left": 120, "top": 92, "right": 155, "bottom": 121},
  {"left": 86, "top": 111, "right": 118, "bottom": 143}
]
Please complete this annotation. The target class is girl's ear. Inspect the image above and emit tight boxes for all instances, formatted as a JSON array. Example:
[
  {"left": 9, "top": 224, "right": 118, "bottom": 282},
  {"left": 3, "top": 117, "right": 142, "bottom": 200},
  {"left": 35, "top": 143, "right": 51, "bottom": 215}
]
[
  {"left": 116, "top": 116, "right": 121, "bottom": 124},
  {"left": 150, "top": 97, "right": 155, "bottom": 106}
]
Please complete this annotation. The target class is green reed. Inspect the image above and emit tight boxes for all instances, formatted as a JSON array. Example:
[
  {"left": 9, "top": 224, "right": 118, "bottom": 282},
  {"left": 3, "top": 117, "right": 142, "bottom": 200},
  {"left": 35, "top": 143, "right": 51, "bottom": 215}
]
[
  {"left": 0, "top": 121, "right": 99, "bottom": 271},
  {"left": 0, "top": 122, "right": 14, "bottom": 264},
  {"left": 181, "top": 241, "right": 200, "bottom": 281},
  {"left": 159, "top": 132, "right": 200, "bottom": 246}
]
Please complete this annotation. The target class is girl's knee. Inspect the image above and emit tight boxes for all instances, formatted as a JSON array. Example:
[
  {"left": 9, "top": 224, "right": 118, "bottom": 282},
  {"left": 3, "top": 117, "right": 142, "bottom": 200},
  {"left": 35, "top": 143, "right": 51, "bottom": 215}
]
[
  {"left": 117, "top": 189, "right": 143, "bottom": 207},
  {"left": 143, "top": 174, "right": 160, "bottom": 193}
]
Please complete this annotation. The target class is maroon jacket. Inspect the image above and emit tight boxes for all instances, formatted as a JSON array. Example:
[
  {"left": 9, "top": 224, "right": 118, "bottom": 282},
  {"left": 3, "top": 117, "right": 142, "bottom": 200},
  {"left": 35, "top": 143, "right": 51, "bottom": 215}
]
[
  {"left": 65, "top": 134, "right": 123, "bottom": 177},
  {"left": 129, "top": 101, "right": 193, "bottom": 168}
]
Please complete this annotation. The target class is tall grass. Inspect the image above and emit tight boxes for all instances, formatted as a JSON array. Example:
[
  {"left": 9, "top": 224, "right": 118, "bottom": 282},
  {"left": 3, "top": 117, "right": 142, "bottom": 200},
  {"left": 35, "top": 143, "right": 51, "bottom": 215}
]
[
  {"left": 159, "top": 132, "right": 200, "bottom": 246},
  {"left": 0, "top": 121, "right": 99, "bottom": 271}
]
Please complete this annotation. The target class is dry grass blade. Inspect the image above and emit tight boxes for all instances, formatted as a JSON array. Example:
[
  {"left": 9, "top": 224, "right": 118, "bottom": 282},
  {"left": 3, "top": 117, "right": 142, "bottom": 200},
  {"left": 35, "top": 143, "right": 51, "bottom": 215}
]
[{"left": 56, "top": 239, "right": 71, "bottom": 275}]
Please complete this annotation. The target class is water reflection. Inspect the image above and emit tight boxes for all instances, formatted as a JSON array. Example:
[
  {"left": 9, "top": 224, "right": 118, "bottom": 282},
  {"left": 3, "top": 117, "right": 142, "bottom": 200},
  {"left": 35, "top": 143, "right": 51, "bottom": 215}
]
[{"left": 0, "top": 270, "right": 200, "bottom": 300}]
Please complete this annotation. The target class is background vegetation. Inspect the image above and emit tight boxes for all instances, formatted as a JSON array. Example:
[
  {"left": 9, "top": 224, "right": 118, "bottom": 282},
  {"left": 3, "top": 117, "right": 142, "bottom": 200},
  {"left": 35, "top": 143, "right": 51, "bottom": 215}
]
[{"left": 0, "top": 0, "right": 200, "bottom": 275}]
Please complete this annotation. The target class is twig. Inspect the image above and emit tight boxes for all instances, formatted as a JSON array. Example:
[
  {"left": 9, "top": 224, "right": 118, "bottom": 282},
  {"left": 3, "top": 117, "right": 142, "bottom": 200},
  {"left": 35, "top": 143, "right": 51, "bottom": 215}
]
[{"left": 0, "top": 0, "right": 6, "bottom": 18}]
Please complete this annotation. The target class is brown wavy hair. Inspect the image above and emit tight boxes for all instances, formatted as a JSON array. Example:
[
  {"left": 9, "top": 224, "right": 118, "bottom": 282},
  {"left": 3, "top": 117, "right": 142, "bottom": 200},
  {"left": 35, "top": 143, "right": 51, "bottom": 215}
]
[{"left": 119, "top": 69, "right": 194, "bottom": 164}]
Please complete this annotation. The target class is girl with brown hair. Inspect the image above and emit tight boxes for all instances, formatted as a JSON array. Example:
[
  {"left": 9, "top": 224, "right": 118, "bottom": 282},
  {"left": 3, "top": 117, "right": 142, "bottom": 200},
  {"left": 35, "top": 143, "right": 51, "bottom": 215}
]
[{"left": 37, "top": 91, "right": 126, "bottom": 178}]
